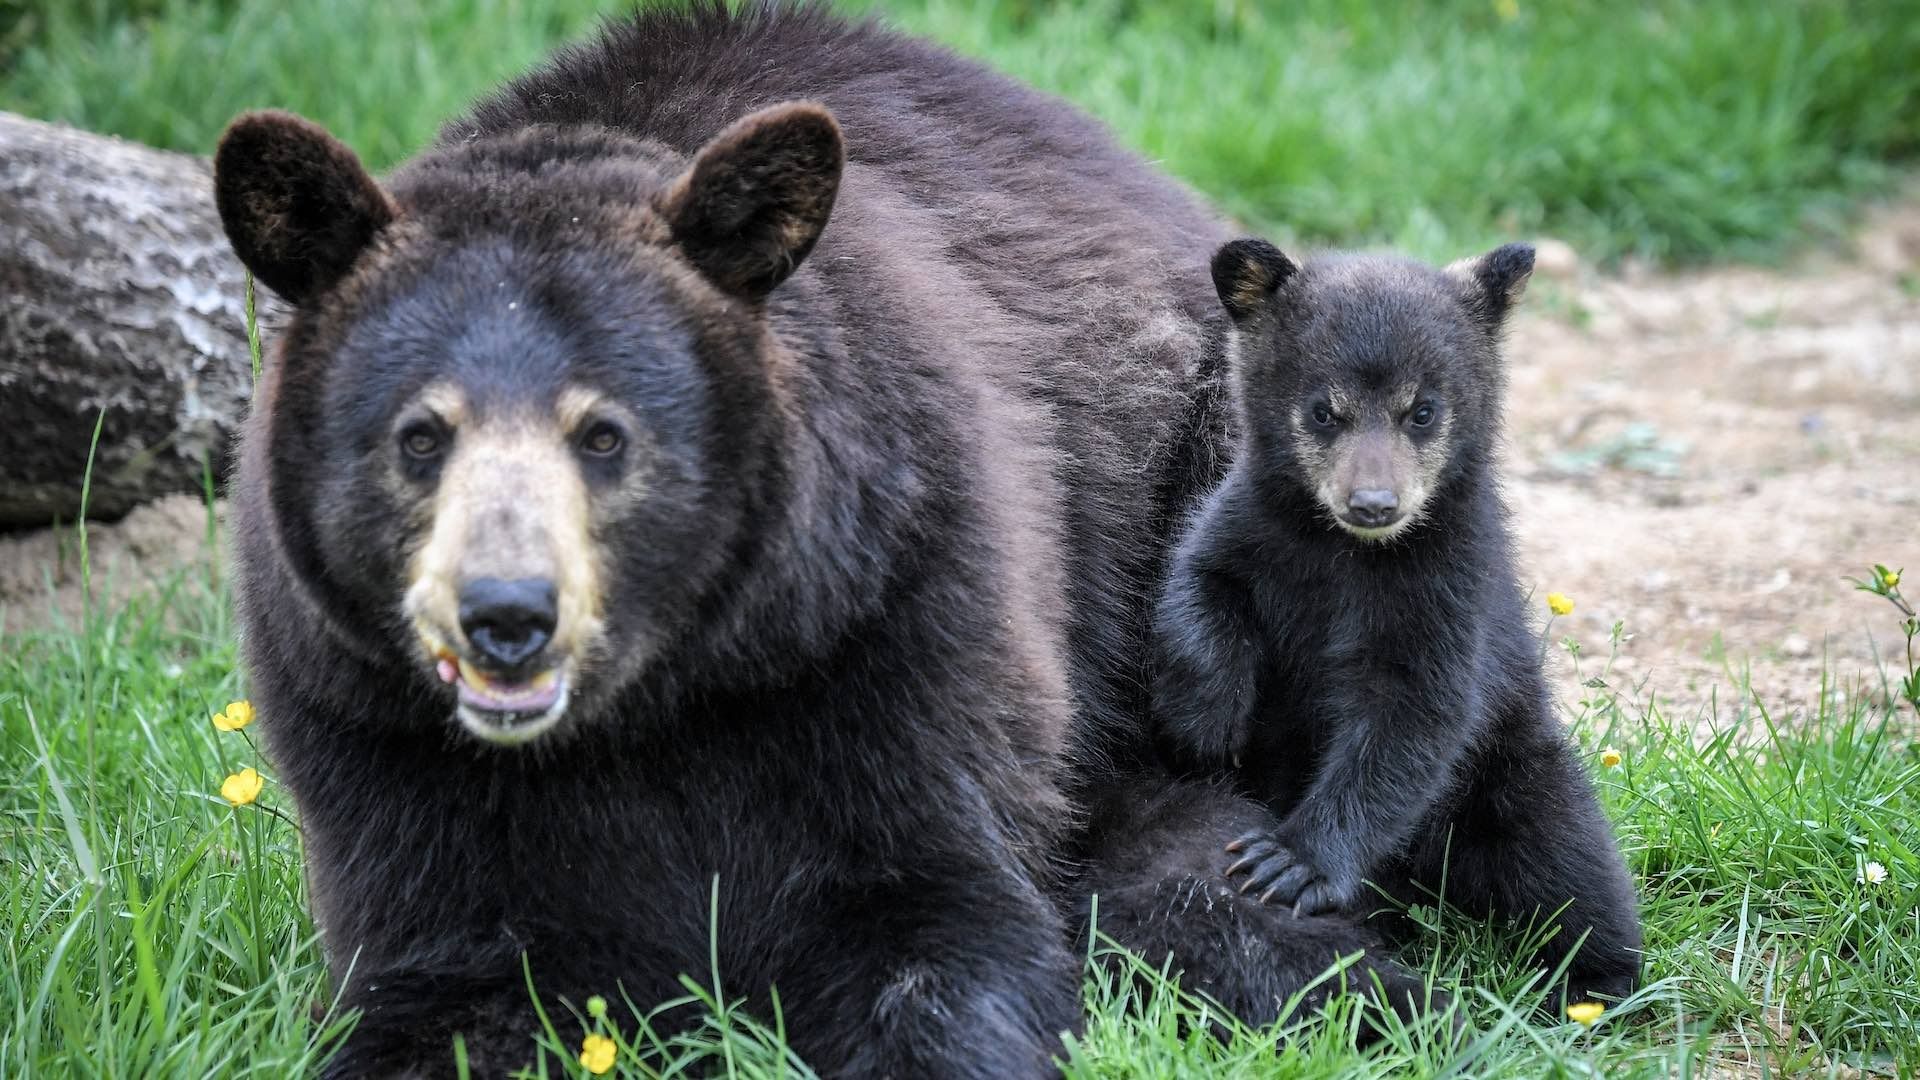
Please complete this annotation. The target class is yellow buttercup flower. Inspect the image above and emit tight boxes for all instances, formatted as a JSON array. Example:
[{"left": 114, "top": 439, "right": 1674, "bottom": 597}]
[
  {"left": 1600, "top": 747, "right": 1622, "bottom": 769},
  {"left": 213, "top": 700, "right": 255, "bottom": 732},
  {"left": 1566, "top": 1001, "right": 1604, "bottom": 1026},
  {"left": 1547, "top": 593, "right": 1575, "bottom": 617},
  {"left": 579, "top": 1033, "right": 617, "bottom": 1075},
  {"left": 220, "top": 767, "right": 263, "bottom": 806},
  {"left": 1880, "top": 567, "right": 1902, "bottom": 590}
]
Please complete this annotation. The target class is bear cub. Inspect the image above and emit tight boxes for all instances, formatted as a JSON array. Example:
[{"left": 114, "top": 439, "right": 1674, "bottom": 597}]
[{"left": 1153, "top": 238, "right": 1643, "bottom": 1005}]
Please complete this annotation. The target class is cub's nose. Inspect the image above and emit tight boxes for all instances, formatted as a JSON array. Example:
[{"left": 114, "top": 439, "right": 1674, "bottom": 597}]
[
  {"left": 458, "top": 577, "right": 557, "bottom": 673},
  {"left": 1346, "top": 489, "right": 1400, "bottom": 528}
]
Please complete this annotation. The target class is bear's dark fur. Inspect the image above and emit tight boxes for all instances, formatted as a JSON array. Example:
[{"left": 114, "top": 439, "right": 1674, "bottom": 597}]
[
  {"left": 1153, "top": 239, "right": 1643, "bottom": 1006},
  {"left": 215, "top": 5, "right": 1421, "bottom": 1075}
]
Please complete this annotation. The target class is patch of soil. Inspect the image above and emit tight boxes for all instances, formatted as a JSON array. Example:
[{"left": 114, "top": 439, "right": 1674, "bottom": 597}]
[
  {"left": 1509, "top": 197, "right": 1920, "bottom": 721},
  {"left": 2, "top": 201, "right": 1914, "bottom": 723},
  {"left": 0, "top": 494, "right": 221, "bottom": 633}
]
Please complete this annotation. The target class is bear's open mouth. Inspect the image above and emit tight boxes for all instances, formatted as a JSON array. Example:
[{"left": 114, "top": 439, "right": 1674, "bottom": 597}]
[{"left": 433, "top": 651, "right": 572, "bottom": 745}]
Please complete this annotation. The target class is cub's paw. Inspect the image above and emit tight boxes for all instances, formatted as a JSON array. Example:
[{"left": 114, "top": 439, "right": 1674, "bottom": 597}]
[{"left": 1223, "top": 830, "right": 1358, "bottom": 915}]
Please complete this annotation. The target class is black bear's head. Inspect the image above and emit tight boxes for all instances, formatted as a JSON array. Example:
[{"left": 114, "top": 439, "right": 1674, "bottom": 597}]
[
  {"left": 1211, "top": 238, "right": 1533, "bottom": 542},
  {"left": 215, "top": 102, "right": 844, "bottom": 745}
]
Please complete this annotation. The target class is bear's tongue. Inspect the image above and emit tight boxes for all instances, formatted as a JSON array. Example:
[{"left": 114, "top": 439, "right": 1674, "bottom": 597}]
[{"left": 444, "top": 656, "right": 562, "bottom": 714}]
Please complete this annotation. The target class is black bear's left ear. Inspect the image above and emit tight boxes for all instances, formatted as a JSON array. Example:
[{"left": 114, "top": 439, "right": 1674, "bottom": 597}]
[
  {"left": 1211, "top": 238, "right": 1298, "bottom": 322},
  {"left": 213, "top": 110, "right": 397, "bottom": 305},
  {"left": 659, "top": 101, "right": 845, "bottom": 301},
  {"left": 1446, "top": 242, "right": 1535, "bottom": 329}
]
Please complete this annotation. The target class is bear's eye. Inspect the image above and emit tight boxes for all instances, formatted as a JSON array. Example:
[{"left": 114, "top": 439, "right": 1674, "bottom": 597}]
[
  {"left": 400, "top": 424, "right": 444, "bottom": 459},
  {"left": 1310, "top": 403, "right": 1335, "bottom": 427},
  {"left": 580, "top": 421, "right": 625, "bottom": 458},
  {"left": 1409, "top": 403, "right": 1437, "bottom": 428}
]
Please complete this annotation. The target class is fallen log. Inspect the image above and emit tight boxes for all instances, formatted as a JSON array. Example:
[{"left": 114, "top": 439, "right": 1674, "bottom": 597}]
[{"left": 0, "top": 109, "right": 274, "bottom": 526}]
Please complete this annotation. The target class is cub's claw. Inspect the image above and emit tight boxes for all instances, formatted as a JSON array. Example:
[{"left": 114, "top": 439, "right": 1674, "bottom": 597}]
[
  {"left": 1237, "top": 847, "right": 1310, "bottom": 903},
  {"left": 1222, "top": 829, "right": 1351, "bottom": 914},
  {"left": 1224, "top": 837, "right": 1284, "bottom": 884},
  {"left": 1259, "top": 863, "right": 1316, "bottom": 905},
  {"left": 1223, "top": 831, "right": 1308, "bottom": 901}
]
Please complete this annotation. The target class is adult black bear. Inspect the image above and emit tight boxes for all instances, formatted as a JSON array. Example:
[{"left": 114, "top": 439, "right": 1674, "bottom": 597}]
[
  {"left": 215, "top": 6, "right": 1424, "bottom": 1075},
  {"left": 1153, "top": 239, "right": 1644, "bottom": 1007}
]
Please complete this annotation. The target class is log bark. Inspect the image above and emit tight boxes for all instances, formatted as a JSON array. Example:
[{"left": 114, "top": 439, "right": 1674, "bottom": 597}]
[{"left": 0, "top": 110, "right": 275, "bottom": 527}]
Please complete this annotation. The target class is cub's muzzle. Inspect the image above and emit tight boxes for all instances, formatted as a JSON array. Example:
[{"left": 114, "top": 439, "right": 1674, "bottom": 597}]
[{"left": 1344, "top": 488, "right": 1401, "bottom": 529}]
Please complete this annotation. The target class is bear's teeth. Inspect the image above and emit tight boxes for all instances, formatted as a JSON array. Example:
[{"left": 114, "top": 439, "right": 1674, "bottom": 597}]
[{"left": 452, "top": 657, "right": 560, "bottom": 700}]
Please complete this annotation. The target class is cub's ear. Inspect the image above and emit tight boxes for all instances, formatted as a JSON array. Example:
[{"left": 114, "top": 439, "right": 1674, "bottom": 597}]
[
  {"left": 1211, "top": 238, "right": 1298, "bottom": 322},
  {"left": 213, "top": 111, "right": 396, "bottom": 304},
  {"left": 659, "top": 101, "right": 844, "bottom": 300},
  {"left": 1446, "top": 242, "right": 1535, "bottom": 329}
]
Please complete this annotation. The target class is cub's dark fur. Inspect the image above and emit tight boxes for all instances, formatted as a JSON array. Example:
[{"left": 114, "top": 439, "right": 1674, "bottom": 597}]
[
  {"left": 1154, "top": 239, "right": 1643, "bottom": 1005},
  {"left": 214, "top": 5, "right": 1422, "bottom": 1075}
]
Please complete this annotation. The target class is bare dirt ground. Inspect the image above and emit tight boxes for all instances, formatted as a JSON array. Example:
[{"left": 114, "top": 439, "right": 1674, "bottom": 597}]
[
  {"left": 0, "top": 492, "right": 219, "bottom": 634},
  {"left": 1508, "top": 198, "right": 1919, "bottom": 723},
  {"left": 3, "top": 201, "right": 1916, "bottom": 724}
]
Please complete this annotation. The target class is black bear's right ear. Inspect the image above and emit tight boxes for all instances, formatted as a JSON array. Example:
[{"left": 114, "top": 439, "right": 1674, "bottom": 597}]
[
  {"left": 213, "top": 111, "right": 396, "bottom": 304},
  {"left": 659, "top": 101, "right": 845, "bottom": 301},
  {"left": 1210, "top": 238, "right": 1298, "bottom": 322}
]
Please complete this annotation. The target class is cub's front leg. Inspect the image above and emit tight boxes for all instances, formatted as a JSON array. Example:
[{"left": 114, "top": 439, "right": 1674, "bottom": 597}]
[{"left": 1227, "top": 660, "right": 1485, "bottom": 916}]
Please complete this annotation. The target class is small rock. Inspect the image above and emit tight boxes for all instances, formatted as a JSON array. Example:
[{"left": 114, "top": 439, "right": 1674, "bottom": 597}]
[
  {"left": 1533, "top": 237, "right": 1581, "bottom": 281},
  {"left": 1782, "top": 633, "right": 1813, "bottom": 659}
]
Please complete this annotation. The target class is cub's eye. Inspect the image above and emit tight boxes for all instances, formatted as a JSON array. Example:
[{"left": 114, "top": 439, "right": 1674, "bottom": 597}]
[
  {"left": 1409, "top": 403, "right": 1437, "bottom": 428},
  {"left": 580, "top": 421, "right": 624, "bottom": 458},
  {"left": 400, "top": 424, "right": 444, "bottom": 459},
  {"left": 1310, "top": 403, "right": 1335, "bottom": 427}
]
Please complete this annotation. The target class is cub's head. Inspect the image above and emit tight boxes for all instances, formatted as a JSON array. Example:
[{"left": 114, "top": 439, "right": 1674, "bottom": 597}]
[
  {"left": 1211, "top": 239, "right": 1533, "bottom": 542},
  {"left": 215, "top": 103, "right": 843, "bottom": 745}
]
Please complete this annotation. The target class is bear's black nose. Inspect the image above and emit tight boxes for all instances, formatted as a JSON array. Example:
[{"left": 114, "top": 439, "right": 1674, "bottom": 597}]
[
  {"left": 1346, "top": 489, "right": 1400, "bottom": 528},
  {"left": 458, "top": 577, "right": 557, "bottom": 673}
]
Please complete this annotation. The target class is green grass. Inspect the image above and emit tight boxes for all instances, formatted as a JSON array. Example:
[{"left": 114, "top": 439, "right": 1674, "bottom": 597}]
[
  {"left": 5, "top": 526, "right": 1918, "bottom": 1077},
  {"left": 3, "top": 0, "right": 1918, "bottom": 263}
]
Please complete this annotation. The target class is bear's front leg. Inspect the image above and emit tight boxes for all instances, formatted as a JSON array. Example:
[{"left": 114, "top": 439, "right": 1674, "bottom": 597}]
[
  {"left": 322, "top": 967, "right": 558, "bottom": 1079},
  {"left": 787, "top": 863, "right": 1080, "bottom": 1079},
  {"left": 1152, "top": 491, "right": 1266, "bottom": 771}
]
